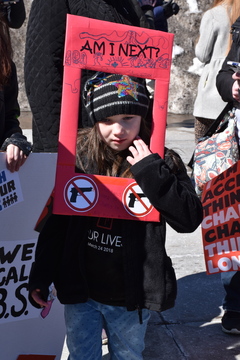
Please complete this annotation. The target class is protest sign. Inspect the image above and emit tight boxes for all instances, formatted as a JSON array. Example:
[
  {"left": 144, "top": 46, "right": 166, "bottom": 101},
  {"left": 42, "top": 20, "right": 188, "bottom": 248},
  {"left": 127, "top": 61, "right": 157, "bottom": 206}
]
[
  {"left": 53, "top": 15, "right": 174, "bottom": 221},
  {"left": 0, "top": 153, "right": 65, "bottom": 360},
  {"left": 201, "top": 161, "right": 240, "bottom": 274}
]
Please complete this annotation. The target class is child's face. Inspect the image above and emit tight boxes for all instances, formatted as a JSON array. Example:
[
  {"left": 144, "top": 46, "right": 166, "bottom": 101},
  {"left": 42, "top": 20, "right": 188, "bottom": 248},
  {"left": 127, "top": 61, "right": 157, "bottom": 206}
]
[{"left": 97, "top": 114, "right": 141, "bottom": 151}]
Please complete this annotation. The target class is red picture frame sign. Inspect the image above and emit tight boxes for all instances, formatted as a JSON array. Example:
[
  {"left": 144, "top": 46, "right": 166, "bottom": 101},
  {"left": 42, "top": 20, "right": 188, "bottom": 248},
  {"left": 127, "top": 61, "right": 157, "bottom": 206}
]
[{"left": 53, "top": 15, "right": 174, "bottom": 221}]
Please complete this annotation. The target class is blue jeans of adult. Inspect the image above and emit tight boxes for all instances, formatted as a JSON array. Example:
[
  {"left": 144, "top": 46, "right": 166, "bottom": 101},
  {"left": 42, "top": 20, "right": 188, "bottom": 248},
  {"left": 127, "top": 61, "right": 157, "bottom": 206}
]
[
  {"left": 221, "top": 271, "right": 240, "bottom": 312},
  {"left": 64, "top": 299, "right": 150, "bottom": 360}
]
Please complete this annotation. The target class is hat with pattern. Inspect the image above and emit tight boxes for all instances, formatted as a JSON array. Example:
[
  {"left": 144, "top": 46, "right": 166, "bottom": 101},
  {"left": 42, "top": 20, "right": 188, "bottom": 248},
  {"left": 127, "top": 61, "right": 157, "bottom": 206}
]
[{"left": 83, "top": 72, "right": 150, "bottom": 126}]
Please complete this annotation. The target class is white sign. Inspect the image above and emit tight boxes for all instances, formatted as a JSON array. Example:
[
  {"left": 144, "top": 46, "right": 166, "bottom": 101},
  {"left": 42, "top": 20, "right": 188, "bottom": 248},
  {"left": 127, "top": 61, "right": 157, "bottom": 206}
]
[
  {"left": 0, "top": 169, "right": 23, "bottom": 212},
  {"left": 0, "top": 153, "right": 65, "bottom": 360}
]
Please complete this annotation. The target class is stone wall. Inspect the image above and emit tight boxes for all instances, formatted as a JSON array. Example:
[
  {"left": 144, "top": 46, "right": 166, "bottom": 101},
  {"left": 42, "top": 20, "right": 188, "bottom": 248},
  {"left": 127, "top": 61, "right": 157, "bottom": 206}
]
[
  {"left": 167, "top": 0, "right": 212, "bottom": 114},
  {"left": 12, "top": 0, "right": 212, "bottom": 114}
]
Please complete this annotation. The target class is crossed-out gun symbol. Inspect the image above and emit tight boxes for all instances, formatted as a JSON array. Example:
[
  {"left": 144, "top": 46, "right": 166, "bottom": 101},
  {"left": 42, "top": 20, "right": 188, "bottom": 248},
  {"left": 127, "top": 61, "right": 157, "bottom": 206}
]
[
  {"left": 128, "top": 193, "right": 146, "bottom": 208},
  {"left": 70, "top": 187, "right": 93, "bottom": 203},
  {"left": 70, "top": 186, "right": 146, "bottom": 207}
]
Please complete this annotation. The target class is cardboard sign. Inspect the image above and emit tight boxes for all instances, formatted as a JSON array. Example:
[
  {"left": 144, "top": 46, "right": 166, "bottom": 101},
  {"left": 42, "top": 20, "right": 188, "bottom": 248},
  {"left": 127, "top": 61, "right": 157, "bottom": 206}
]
[
  {"left": 53, "top": 15, "right": 174, "bottom": 221},
  {"left": 0, "top": 153, "right": 65, "bottom": 360},
  {"left": 201, "top": 161, "right": 240, "bottom": 274}
]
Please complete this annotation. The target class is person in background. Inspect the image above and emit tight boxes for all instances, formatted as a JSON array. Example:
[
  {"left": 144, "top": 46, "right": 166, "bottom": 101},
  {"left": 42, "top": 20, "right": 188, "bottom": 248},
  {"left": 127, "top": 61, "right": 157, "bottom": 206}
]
[
  {"left": 28, "top": 72, "right": 203, "bottom": 360},
  {"left": 216, "top": 15, "right": 240, "bottom": 335},
  {"left": 137, "top": 0, "right": 179, "bottom": 32},
  {"left": 0, "top": 11, "right": 31, "bottom": 172},
  {"left": 193, "top": 0, "right": 240, "bottom": 143},
  {"left": 137, "top": 0, "right": 179, "bottom": 98},
  {"left": 153, "top": 0, "right": 179, "bottom": 32},
  {"left": 24, "top": 0, "right": 155, "bottom": 153},
  {"left": 0, "top": 0, "right": 26, "bottom": 29}
]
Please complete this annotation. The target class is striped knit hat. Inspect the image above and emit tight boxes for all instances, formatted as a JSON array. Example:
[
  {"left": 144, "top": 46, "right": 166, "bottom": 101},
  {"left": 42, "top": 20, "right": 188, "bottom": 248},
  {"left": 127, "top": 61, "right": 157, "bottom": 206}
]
[{"left": 83, "top": 72, "right": 150, "bottom": 126}]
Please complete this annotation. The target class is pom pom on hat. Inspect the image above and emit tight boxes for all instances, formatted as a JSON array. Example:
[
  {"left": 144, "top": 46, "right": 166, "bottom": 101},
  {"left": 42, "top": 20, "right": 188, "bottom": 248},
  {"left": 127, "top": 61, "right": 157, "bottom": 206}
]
[{"left": 83, "top": 72, "right": 150, "bottom": 126}]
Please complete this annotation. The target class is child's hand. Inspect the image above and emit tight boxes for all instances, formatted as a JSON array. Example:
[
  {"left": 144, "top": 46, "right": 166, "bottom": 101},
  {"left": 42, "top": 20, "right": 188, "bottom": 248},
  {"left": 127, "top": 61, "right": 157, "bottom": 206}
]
[
  {"left": 127, "top": 137, "right": 152, "bottom": 165},
  {"left": 31, "top": 289, "right": 48, "bottom": 308}
]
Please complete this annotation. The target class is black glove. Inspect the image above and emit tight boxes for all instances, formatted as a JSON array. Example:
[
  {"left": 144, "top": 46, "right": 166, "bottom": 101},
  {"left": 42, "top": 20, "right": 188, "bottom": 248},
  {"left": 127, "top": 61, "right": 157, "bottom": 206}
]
[
  {"left": 1, "top": 133, "right": 32, "bottom": 156},
  {"left": 163, "top": 0, "right": 179, "bottom": 19}
]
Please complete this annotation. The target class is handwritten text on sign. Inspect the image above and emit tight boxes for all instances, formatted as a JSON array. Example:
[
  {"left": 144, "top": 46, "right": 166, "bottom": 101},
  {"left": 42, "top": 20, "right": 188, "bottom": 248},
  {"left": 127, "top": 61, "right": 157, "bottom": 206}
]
[
  {"left": 0, "top": 240, "right": 39, "bottom": 324},
  {"left": 64, "top": 21, "right": 171, "bottom": 76},
  {"left": 0, "top": 169, "right": 23, "bottom": 213}
]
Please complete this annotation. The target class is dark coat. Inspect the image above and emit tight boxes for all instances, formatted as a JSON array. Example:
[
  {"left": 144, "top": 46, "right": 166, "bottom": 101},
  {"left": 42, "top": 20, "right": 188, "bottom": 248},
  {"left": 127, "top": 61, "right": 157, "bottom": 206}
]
[
  {"left": 28, "top": 153, "right": 203, "bottom": 312},
  {"left": 2, "top": 0, "right": 26, "bottom": 29},
  {"left": 24, "top": 0, "right": 154, "bottom": 152},
  {"left": 0, "top": 62, "right": 22, "bottom": 147},
  {"left": 216, "top": 16, "right": 240, "bottom": 105}
]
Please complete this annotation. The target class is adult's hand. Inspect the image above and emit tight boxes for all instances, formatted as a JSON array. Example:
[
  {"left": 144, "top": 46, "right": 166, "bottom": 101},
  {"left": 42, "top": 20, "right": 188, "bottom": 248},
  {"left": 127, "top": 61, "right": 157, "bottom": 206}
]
[
  {"left": 5, "top": 144, "right": 27, "bottom": 172},
  {"left": 232, "top": 72, "right": 240, "bottom": 102}
]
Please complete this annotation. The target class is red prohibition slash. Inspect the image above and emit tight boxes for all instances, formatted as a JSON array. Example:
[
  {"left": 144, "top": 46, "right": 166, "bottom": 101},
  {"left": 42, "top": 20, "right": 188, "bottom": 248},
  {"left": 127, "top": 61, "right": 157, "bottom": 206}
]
[
  {"left": 64, "top": 176, "right": 99, "bottom": 212},
  {"left": 123, "top": 182, "right": 153, "bottom": 217}
]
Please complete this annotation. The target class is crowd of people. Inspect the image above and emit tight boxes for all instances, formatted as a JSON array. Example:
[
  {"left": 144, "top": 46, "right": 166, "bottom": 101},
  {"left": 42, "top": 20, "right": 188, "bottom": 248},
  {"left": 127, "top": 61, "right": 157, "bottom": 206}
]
[{"left": 2, "top": 0, "right": 240, "bottom": 358}]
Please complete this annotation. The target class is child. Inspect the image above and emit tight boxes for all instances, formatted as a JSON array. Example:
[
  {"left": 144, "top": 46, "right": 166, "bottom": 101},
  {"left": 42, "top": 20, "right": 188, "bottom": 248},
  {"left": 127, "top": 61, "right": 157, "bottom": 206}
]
[{"left": 28, "top": 73, "right": 203, "bottom": 360}]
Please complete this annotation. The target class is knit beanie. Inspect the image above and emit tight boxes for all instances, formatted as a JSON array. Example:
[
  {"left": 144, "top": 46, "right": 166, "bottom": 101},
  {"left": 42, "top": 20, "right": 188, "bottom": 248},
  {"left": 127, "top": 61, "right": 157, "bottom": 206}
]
[{"left": 82, "top": 72, "right": 150, "bottom": 126}]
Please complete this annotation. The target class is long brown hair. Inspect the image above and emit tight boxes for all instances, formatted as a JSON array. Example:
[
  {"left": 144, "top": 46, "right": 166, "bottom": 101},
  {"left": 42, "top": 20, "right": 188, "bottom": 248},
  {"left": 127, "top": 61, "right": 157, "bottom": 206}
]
[
  {"left": 76, "top": 119, "right": 187, "bottom": 177},
  {"left": 211, "top": 0, "right": 240, "bottom": 52},
  {"left": 0, "top": 13, "right": 13, "bottom": 85},
  {"left": 212, "top": 0, "right": 240, "bottom": 25},
  {"left": 76, "top": 117, "right": 150, "bottom": 178}
]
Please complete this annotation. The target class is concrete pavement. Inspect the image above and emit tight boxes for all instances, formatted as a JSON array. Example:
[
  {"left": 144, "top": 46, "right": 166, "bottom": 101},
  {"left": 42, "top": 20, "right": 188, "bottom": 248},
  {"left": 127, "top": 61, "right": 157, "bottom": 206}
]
[{"left": 20, "top": 112, "right": 240, "bottom": 360}]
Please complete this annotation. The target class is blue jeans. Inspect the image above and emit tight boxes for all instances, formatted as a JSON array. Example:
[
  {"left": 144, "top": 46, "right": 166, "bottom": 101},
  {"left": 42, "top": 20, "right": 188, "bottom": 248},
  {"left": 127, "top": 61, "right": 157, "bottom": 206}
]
[
  {"left": 64, "top": 299, "right": 150, "bottom": 360},
  {"left": 221, "top": 271, "right": 240, "bottom": 312}
]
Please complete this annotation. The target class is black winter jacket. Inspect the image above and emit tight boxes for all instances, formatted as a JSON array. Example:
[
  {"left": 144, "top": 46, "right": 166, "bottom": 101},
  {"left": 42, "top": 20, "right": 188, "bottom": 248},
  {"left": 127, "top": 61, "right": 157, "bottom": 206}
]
[
  {"left": 24, "top": 0, "right": 154, "bottom": 152},
  {"left": 0, "top": 62, "right": 21, "bottom": 147},
  {"left": 2, "top": 0, "right": 26, "bottom": 29},
  {"left": 216, "top": 16, "right": 240, "bottom": 105},
  {"left": 28, "top": 153, "right": 203, "bottom": 312}
]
